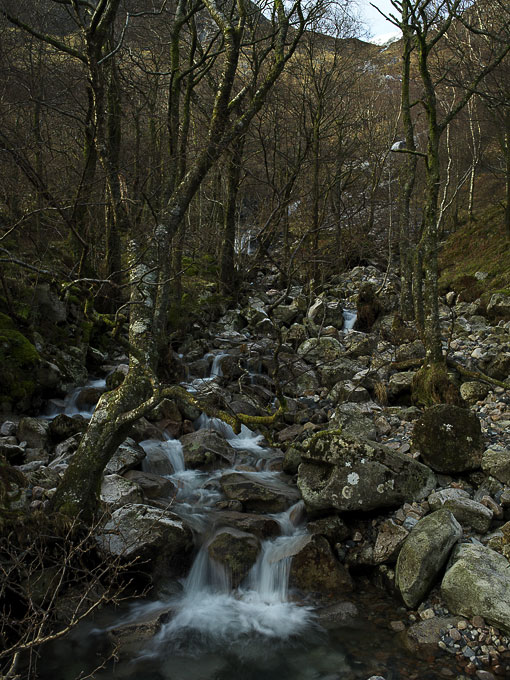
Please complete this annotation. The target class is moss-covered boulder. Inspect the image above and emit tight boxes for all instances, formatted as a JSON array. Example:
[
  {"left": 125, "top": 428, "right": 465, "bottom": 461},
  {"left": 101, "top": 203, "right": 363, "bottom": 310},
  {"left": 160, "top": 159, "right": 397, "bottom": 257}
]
[
  {"left": 297, "top": 433, "right": 436, "bottom": 514},
  {"left": 0, "top": 312, "right": 40, "bottom": 411},
  {"left": 441, "top": 544, "right": 510, "bottom": 633},
  {"left": 412, "top": 405, "right": 483, "bottom": 473},
  {"left": 207, "top": 528, "right": 261, "bottom": 588},
  {"left": 395, "top": 508, "right": 462, "bottom": 608}
]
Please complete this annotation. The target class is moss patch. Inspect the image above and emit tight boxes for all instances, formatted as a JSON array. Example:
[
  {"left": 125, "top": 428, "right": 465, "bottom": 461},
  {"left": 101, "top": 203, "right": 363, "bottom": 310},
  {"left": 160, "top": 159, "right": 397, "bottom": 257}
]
[
  {"left": 411, "top": 362, "right": 463, "bottom": 408},
  {"left": 0, "top": 313, "right": 40, "bottom": 410}
]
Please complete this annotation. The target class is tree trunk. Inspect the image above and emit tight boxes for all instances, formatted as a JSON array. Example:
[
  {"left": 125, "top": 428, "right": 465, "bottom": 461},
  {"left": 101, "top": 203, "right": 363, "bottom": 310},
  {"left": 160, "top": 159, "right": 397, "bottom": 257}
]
[{"left": 220, "top": 134, "right": 245, "bottom": 295}]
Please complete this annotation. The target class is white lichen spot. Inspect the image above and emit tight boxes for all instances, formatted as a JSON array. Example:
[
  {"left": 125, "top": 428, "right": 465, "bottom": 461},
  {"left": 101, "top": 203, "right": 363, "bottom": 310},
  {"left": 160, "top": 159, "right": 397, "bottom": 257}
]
[
  {"left": 345, "top": 461, "right": 352, "bottom": 468},
  {"left": 360, "top": 458, "right": 366, "bottom": 464},
  {"left": 443, "top": 423, "right": 453, "bottom": 432},
  {"left": 93, "top": 408, "right": 108, "bottom": 424},
  {"left": 347, "top": 472, "right": 360, "bottom": 485},
  {"left": 377, "top": 483, "right": 385, "bottom": 493},
  {"left": 342, "top": 485, "right": 353, "bottom": 499},
  {"left": 466, "top": 436, "right": 472, "bottom": 442},
  {"left": 131, "top": 321, "right": 147, "bottom": 335}
]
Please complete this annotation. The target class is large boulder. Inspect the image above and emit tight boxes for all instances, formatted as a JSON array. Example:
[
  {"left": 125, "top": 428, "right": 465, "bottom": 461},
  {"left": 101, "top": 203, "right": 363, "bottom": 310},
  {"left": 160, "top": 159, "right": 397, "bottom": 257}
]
[
  {"left": 17, "top": 417, "right": 49, "bottom": 449},
  {"left": 220, "top": 472, "right": 300, "bottom": 512},
  {"left": 297, "top": 337, "right": 345, "bottom": 364},
  {"left": 100, "top": 474, "right": 144, "bottom": 510},
  {"left": 48, "top": 413, "right": 87, "bottom": 442},
  {"left": 317, "top": 357, "right": 365, "bottom": 388},
  {"left": 441, "top": 544, "right": 510, "bottom": 633},
  {"left": 95, "top": 504, "right": 192, "bottom": 578},
  {"left": 487, "top": 292, "right": 510, "bottom": 320},
  {"left": 297, "top": 433, "right": 436, "bottom": 514},
  {"left": 412, "top": 405, "right": 483, "bottom": 473},
  {"left": 106, "top": 439, "right": 146, "bottom": 475},
  {"left": 207, "top": 528, "right": 261, "bottom": 588},
  {"left": 124, "top": 470, "right": 176, "bottom": 500},
  {"left": 329, "top": 404, "right": 378, "bottom": 441},
  {"left": 213, "top": 511, "right": 280, "bottom": 540},
  {"left": 395, "top": 509, "right": 462, "bottom": 608},
  {"left": 180, "top": 429, "right": 235, "bottom": 469},
  {"left": 288, "top": 534, "right": 353, "bottom": 595}
]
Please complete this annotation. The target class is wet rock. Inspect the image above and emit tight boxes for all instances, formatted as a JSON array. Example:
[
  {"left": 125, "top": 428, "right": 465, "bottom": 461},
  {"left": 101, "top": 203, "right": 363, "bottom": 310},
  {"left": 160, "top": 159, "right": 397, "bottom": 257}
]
[
  {"left": 17, "top": 417, "right": 50, "bottom": 449},
  {"left": 481, "top": 445, "right": 510, "bottom": 484},
  {"left": 124, "top": 470, "right": 176, "bottom": 500},
  {"left": 106, "top": 439, "right": 146, "bottom": 475},
  {"left": 317, "top": 601, "right": 359, "bottom": 629},
  {"left": 404, "top": 616, "right": 459, "bottom": 652},
  {"left": 129, "top": 417, "right": 163, "bottom": 443},
  {"left": 297, "top": 433, "right": 436, "bottom": 514},
  {"left": 282, "top": 446, "right": 303, "bottom": 474},
  {"left": 181, "top": 429, "right": 235, "bottom": 469},
  {"left": 75, "top": 386, "right": 103, "bottom": 410},
  {"left": 95, "top": 503, "right": 192, "bottom": 577},
  {"left": 395, "top": 509, "right": 462, "bottom": 608},
  {"left": 48, "top": 414, "right": 88, "bottom": 442},
  {"left": 373, "top": 520, "right": 409, "bottom": 564},
  {"left": 441, "top": 544, "right": 510, "bottom": 634},
  {"left": 100, "top": 474, "right": 144, "bottom": 510},
  {"left": 289, "top": 534, "right": 353, "bottom": 595},
  {"left": 307, "top": 515, "right": 350, "bottom": 543},
  {"left": 412, "top": 405, "right": 483, "bottom": 473},
  {"left": 207, "top": 528, "right": 261, "bottom": 588},
  {"left": 213, "top": 511, "right": 280, "bottom": 539},
  {"left": 277, "top": 423, "right": 304, "bottom": 444},
  {"left": 220, "top": 472, "right": 300, "bottom": 512}
]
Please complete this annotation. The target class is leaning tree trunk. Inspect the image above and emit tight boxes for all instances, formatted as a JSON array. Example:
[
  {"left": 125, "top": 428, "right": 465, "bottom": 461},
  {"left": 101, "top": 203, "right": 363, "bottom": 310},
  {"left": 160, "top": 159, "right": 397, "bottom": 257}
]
[{"left": 51, "top": 238, "right": 161, "bottom": 521}]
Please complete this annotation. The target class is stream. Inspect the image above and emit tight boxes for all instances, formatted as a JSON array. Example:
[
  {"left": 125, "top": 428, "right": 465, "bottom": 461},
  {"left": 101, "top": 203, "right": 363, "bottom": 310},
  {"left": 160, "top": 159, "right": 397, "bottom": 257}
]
[{"left": 38, "top": 312, "right": 464, "bottom": 680}]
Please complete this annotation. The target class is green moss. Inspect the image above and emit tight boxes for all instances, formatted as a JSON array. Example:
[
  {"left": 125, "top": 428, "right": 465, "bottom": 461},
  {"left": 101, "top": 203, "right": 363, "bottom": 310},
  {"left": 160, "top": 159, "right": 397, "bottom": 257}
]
[
  {"left": 411, "top": 362, "right": 462, "bottom": 408},
  {"left": 0, "top": 313, "right": 40, "bottom": 409}
]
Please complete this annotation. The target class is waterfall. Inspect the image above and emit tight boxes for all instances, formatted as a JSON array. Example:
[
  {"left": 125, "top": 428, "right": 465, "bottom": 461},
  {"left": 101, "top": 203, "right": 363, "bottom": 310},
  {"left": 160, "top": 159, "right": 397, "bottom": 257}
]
[{"left": 342, "top": 309, "right": 357, "bottom": 331}]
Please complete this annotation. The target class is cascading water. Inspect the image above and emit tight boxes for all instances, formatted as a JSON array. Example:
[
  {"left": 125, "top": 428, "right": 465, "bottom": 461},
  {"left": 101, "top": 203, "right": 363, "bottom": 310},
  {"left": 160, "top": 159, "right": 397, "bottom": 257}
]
[
  {"left": 342, "top": 309, "right": 357, "bottom": 331},
  {"left": 44, "top": 377, "right": 107, "bottom": 419}
]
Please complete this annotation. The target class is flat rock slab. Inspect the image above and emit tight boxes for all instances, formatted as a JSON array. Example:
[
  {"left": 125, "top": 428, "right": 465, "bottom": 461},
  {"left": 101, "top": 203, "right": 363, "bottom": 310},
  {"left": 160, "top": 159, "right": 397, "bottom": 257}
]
[
  {"left": 212, "top": 510, "right": 280, "bottom": 539},
  {"left": 220, "top": 471, "right": 300, "bottom": 512},
  {"left": 297, "top": 433, "right": 436, "bottom": 513}
]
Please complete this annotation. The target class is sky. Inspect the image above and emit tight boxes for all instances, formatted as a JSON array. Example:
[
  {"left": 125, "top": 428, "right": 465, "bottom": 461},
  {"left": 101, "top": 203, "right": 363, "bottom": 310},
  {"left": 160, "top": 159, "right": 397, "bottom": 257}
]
[{"left": 357, "top": 0, "right": 401, "bottom": 44}]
